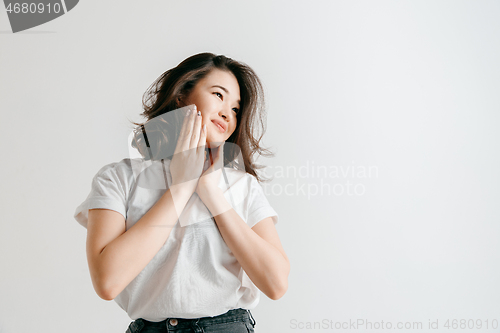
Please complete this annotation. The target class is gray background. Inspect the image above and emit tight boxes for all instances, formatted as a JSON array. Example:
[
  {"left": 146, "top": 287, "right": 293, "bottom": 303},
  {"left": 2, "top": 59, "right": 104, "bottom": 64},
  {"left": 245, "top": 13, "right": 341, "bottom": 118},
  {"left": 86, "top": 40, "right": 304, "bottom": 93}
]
[{"left": 1, "top": 1, "right": 499, "bottom": 332}]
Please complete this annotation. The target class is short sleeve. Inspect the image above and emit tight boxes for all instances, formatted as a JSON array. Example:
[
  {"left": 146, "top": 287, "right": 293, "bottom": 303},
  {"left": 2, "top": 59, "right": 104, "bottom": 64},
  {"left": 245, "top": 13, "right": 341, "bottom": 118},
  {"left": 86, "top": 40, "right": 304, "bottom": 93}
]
[
  {"left": 246, "top": 175, "right": 279, "bottom": 229},
  {"left": 73, "top": 163, "right": 128, "bottom": 229}
]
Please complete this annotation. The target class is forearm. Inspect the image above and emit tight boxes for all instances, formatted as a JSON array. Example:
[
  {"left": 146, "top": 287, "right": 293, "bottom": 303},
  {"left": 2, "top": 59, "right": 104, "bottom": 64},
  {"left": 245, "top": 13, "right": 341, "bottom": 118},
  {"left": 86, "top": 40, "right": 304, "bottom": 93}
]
[
  {"left": 95, "top": 185, "right": 192, "bottom": 300},
  {"left": 203, "top": 190, "right": 289, "bottom": 300}
]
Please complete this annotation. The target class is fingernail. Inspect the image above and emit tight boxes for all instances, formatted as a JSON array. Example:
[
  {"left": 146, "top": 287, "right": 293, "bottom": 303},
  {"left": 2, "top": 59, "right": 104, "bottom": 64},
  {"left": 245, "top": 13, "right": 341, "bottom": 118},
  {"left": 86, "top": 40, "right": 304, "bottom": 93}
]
[
  {"left": 193, "top": 105, "right": 197, "bottom": 111},
  {"left": 197, "top": 111, "right": 201, "bottom": 116},
  {"left": 186, "top": 109, "right": 191, "bottom": 117}
]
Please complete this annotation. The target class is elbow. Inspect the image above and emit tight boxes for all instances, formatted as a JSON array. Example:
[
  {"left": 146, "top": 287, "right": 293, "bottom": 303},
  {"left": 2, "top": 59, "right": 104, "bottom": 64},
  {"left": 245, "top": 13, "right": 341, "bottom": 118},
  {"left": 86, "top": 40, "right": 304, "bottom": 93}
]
[
  {"left": 268, "top": 280, "right": 288, "bottom": 300},
  {"left": 98, "top": 288, "right": 115, "bottom": 301},
  {"left": 95, "top": 282, "right": 115, "bottom": 301},
  {"left": 88, "top": 257, "right": 116, "bottom": 301},
  {"left": 89, "top": 263, "right": 126, "bottom": 301},
  {"left": 92, "top": 275, "right": 118, "bottom": 301},
  {"left": 267, "top": 260, "right": 290, "bottom": 300},
  {"left": 99, "top": 279, "right": 123, "bottom": 301},
  {"left": 266, "top": 269, "right": 289, "bottom": 300}
]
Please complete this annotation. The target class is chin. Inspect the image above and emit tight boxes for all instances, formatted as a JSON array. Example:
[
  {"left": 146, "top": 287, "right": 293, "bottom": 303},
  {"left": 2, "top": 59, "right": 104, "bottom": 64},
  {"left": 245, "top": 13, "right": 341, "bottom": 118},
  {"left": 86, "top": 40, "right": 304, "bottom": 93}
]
[
  {"left": 206, "top": 140, "right": 224, "bottom": 148},
  {"left": 206, "top": 133, "right": 227, "bottom": 147}
]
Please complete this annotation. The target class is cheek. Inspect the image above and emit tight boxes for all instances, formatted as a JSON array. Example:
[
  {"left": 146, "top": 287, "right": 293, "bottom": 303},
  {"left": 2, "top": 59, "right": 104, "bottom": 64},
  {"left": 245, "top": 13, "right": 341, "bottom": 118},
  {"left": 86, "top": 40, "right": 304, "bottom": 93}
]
[
  {"left": 228, "top": 123, "right": 237, "bottom": 136},
  {"left": 200, "top": 109, "right": 210, "bottom": 119}
]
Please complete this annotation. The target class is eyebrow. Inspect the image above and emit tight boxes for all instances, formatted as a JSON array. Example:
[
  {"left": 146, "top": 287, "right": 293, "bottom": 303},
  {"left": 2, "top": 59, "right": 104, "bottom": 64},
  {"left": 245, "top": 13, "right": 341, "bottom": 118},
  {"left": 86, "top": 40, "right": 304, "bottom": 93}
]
[{"left": 211, "top": 85, "right": 241, "bottom": 105}]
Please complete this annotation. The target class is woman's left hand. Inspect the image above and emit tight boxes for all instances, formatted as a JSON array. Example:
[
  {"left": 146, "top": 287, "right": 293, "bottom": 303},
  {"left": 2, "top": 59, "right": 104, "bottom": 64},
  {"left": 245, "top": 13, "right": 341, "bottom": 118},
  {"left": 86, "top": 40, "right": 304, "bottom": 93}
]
[{"left": 196, "top": 142, "right": 224, "bottom": 201}]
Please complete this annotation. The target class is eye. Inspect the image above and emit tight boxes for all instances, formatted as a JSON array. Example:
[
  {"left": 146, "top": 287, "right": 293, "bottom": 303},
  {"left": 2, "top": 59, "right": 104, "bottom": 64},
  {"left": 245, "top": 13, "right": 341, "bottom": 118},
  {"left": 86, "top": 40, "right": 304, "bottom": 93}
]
[{"left": 214, "top": 91, "right": 239, "bottom": 114}]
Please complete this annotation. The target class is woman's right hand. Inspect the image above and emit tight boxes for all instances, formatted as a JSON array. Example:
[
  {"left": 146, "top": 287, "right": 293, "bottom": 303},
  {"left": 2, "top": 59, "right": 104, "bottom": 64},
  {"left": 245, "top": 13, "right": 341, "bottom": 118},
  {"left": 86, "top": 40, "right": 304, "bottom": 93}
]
[{"left": 169, "top": 104, "right": 207, "bottom": 196}]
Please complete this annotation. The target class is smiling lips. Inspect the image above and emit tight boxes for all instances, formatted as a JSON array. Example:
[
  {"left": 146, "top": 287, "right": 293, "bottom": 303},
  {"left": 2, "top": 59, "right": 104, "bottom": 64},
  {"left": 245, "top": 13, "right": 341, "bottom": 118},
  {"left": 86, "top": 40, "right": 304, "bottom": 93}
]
[{"left": 211, "top": 120, "right": 226, "bottom": 133}]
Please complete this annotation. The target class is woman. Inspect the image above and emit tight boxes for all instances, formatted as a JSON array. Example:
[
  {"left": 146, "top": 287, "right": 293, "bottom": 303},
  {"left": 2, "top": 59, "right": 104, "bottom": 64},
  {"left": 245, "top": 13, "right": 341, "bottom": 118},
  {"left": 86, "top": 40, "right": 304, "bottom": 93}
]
[{"left": 74, "top": 53, "right": 290, "bottom": 332}]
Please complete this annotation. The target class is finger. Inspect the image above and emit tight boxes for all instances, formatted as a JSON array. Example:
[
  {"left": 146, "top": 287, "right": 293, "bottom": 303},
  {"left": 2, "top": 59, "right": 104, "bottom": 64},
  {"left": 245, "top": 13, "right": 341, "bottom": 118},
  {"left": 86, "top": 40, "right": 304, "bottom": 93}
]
[
  {"left": 174, "top": 106, "right": 192, "bottom": 154},
  {"left": 175, "top": 105, "right": 196, "bottom": 153},
  {"left": 183, "top": 105, "right": 197, "bottom": 150},
  {"left": 190, "top": 110, "right": 202, "bottom": 149},
  {"left": 176, "top": 105, "right": 193, "bottom": 142},
  {"left": 197, "top": 123, "right": 207, "bottom": 151}
]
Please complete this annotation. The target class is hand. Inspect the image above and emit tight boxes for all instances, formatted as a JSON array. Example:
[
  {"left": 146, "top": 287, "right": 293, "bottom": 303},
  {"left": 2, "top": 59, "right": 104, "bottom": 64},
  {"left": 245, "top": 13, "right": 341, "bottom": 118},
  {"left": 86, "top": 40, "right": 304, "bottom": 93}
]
[
  {"left": 169, "top": 105, "right": 207, "bottom": 196},
  {"left": 196, "top": 141, "right": 225, "bottom": 201}
]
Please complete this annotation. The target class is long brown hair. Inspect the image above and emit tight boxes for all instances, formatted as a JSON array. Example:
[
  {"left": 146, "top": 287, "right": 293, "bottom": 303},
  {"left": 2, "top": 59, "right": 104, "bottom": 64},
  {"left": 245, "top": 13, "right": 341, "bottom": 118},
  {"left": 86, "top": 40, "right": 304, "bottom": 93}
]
[{"left": 129, "top": 53, "right": 273, "bottom": 182}]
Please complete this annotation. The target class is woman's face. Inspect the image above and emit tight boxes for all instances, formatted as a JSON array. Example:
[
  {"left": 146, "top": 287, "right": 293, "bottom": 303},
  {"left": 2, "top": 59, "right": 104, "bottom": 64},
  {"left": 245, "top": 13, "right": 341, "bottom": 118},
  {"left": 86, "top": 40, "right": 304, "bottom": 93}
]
[{"left": 180, "top": 68, "right": 240, "bottom": 145}]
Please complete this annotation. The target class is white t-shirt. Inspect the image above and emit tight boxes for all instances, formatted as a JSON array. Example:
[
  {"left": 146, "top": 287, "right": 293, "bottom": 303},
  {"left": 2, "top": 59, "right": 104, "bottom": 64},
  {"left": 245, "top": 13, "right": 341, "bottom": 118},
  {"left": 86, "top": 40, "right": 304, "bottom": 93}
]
[{"left": 73, "top": 158, "right": 278, "bottom": 321}]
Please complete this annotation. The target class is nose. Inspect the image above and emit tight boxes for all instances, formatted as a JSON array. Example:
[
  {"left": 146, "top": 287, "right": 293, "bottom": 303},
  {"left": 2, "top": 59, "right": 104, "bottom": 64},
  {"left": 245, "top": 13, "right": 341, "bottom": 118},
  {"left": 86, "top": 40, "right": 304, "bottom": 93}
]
[{"left": 219, "top": 108, "right": 231, "bottom": 121}]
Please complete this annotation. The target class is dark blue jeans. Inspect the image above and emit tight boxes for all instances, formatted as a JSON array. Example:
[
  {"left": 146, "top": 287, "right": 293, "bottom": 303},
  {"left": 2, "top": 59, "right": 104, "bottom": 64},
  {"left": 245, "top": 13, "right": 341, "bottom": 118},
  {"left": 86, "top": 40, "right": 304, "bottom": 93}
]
[{"left": 126, "top": 308, "right": 256, "bottom": 333}]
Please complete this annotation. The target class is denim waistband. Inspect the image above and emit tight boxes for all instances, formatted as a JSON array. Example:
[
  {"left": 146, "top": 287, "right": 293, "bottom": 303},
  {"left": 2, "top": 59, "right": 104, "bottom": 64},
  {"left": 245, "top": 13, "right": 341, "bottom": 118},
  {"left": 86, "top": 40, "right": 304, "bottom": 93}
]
[{"left": 138, "top": 308, "right": 255, "bottom": 329}]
